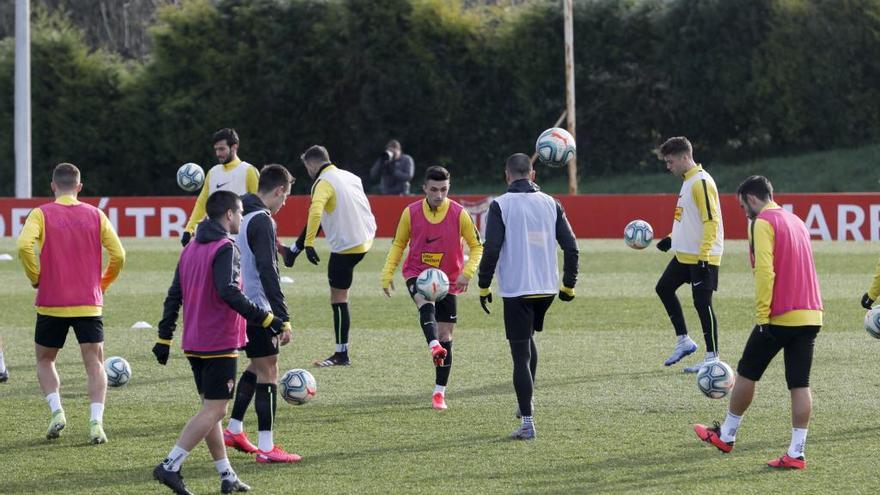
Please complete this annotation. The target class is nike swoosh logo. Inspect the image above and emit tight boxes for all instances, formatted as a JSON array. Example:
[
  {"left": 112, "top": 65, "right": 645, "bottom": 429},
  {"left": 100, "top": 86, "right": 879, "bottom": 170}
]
[
  {"left": 216, "top": 181, "right": 230, "bottom": 189},
  {"left": 426, "top": 237, "right": 441, "bottom": 244},
  {"left": 693, "top": 281, "right": 703, "bottom": 287}
]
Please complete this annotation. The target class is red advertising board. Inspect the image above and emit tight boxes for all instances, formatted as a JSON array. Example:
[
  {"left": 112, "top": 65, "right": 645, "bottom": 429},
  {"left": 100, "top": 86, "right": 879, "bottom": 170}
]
[{"left": 2, "top": 193, "right": 880, "bottom": 241}]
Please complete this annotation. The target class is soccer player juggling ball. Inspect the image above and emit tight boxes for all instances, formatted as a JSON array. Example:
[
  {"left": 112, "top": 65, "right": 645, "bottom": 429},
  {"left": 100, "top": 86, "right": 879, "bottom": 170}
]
[
  {"left": 380, "top": 166, "right": 484, "bottom": 410},
  {"left": 289, "top": 145, "right": 377, "bottom": 368},
  {"left": 477, "top": 153, "right": 579, "bottom": 440},
  {"left": 151, "top": 191, "right": 287, "bottom": 495},
  {"left": 694, "top": 175, "right": 823, "bottom": 470},
  {"left": 654, "top": 136, "right": 724, "bottom": 373},
  {"left": 17, "top": 162, "right": 126, "bottom": 444}
]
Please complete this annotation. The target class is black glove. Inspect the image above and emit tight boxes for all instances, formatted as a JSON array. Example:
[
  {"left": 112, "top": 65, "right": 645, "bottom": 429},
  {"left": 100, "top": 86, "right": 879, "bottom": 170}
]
[
  {"left": 558, "top": 286, "right": 575, "bottom": 302},
  {"left": 152, "top": 342, "right": 170, "bottom": 365},
  {"left": 862, "top": 293, "right": 875, "bottom": 310},
  {"left": 282, "top": 245, "right": 301, "bottom": 268},
  {"left": 267, "top": 316, "right": 285, "bottom": 336},
  {"left": 693, "top": 261, "right": 711, "bottom": 287},
  {"left": 479, "top": 288, "right": 493, "bottom": 314},
  {"left": 305, "top": 246, "right": 320, "bottom": 265},
  {"left": 180, "top": 231, "right": 192, "bottom": 247},
  {"left": 656, "top": 236, "right": 671, "bottom": 252}
]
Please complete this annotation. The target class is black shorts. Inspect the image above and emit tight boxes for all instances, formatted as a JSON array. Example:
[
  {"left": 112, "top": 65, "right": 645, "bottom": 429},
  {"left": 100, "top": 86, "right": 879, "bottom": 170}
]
[
  {"left": 244, "top": 324, "right": 281, "bottom": 358},
  {"left": 328, "top": 252, "right": 366, "bottom": 290},
  {"left": 658, "top": 257, "right": 719, "bottom": 291},
  {"left": 34, "top": 315, "right": 104, "bottom": 348},
  {"left": 405, "top": 277, "right": 458, "bottom": 323},
  {"left": 502, "top": 295, "right": 555, "bottom": 341},
  {"left": 188, "top": 356, "right": 237, "bottom": 400},
  {"left": 737, "top": 325, "right": 820, "bottom": 389}
]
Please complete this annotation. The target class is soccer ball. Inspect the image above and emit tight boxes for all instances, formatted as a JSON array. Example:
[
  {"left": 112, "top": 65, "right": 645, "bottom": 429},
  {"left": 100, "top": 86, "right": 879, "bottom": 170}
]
[
  {"left": 176, "top": 163, "right": 205, "bottom": 192},
  {"left": 624, "top": 219, "right": 654, "bottom": 249},
  {"left": 280, "top": 369, "right": 316, "bottom": 405},
  {"left": 104, "top": 356, "right": 131, "bottom": 387},
  {"left": 415, "top": 268, "right": 450, "bottom": 302},
  {"left": 864, "top": 307, "right": 880, "bottom": 339},
  {"left": 535, "top": 127, "right": 576, "bottom": 168},
  {"left": 696, "top": 360, "right": 735, "bottom": 399}
]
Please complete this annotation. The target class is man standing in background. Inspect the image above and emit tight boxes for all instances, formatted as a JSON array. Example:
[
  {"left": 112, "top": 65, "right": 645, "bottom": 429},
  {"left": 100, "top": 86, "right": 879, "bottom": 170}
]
[{"left": 370, "top": 139, "right": 415, "bottom": 195}]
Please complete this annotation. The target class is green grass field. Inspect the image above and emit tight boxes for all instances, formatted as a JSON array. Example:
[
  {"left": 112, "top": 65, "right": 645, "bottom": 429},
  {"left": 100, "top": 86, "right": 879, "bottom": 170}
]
[{"left": 0, "top": 237, "right": 876, "bottom": 494}]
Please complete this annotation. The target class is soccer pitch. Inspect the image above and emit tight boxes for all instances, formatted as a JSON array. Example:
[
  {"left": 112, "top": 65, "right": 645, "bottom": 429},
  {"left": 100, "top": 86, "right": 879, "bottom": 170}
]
[{"left": 0, "top": 238, "right": 874, "bottom": 494}]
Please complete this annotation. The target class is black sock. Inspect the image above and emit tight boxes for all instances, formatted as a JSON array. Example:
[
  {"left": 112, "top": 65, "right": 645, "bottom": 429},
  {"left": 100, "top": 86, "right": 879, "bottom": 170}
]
[
  {"left": 230, "top": 370, "right": 257, "bottom": 422},
  {"left": 509, "top": 339, "right": 533, "bottom": 417},
  {"left": 254, "top": 383, "right": 277, "bottom": 432},
  {"left": 693, "top": 289, "right": 718, "bottom": 353},
  {"left": 435, "top": 340, "right": 453, "bottom": 386},
  {"left": 332, "top": 302, "right": 350, "bottom": 350},
  {"left": 529, "top": 337, "right": 538, "bottom": 383},
  {"left": 418, "top": 304, "right": 439, "bottom": 344}
]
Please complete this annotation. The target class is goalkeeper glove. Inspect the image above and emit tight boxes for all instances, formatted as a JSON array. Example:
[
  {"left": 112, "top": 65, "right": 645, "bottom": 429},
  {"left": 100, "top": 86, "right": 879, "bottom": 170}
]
[
  {"left": 305, "top": 246, "right": 320, "bottom": 265},
  {"left": 282, "top": 245, "right": 301, "bottom": 268},
  {"left": 862, "top": 292, "right": 875, "bottom": 310},
  {"left": 180, "top": 231, "right": 192, "bottom": 247}
]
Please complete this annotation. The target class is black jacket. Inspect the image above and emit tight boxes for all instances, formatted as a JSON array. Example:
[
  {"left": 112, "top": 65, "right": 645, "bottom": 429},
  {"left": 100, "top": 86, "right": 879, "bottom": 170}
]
[
  {"left": 477, "top": 179, "right": 579, "bottom": 290},
  {"left": 241, "top": 193, "right": 289, "bottom": 322},
  {"left": 158, "top": 218, "right": 271, "bottom": 345}
]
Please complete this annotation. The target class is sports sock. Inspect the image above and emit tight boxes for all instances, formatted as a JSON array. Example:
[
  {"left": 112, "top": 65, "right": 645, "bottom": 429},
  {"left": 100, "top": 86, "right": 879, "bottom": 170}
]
[
  {"left": 335, "top": 344, "right": 349, "bottom": 354},
  {"left": 720, "top": 411, "right": 742, "bottom": 442},
  {"left": 46, "top": 392, "right": 62, "bottom": 413},
  {"left": 0, "top": 350, "right": 6, "bottom": 372},
  {"left": 522, "top": 415, "right": 534, "bottom": 427},
  {"left": 693, "top": 289, "right": 718, "bottom": 353},
  {"left": 229, "top": 371, "right": 257, "bottom": 430},
  {"left": 509, "top": 339, "right": 534, "bottom": 417},
  {"left": 332, "top": 302, "right": 350, "bottom": 348},
  {"left": 213, "top": 457, "right": 236, "bottom": 481},
  {"left": 435, "top": 340, "right": 453, "bottom": 387},
  {"left": 788, "top": 428, "right": 808, "bottom": 458},
  {"left": 258, "top": 431, "right": 273, "bottom": 453},
  {"left": 434, "top": 385, "right": 446, "bottom": 394},
  {"left": 418, "top": 304, "right": 439, "bottom": 344},
  {"left": 254, "top": 383, "right": 276, "bottom": 452},
  {"left": 90, "top": 402, "right": 104, "bottom": 423},
  {"left": 705, "top": 351, "right": 718, "bottom": 361},
  {"left": 677, "top": 334, "right": 691, "bottom": 344},
  {"left": 162, "top": 445, "right": 189, "bottom": 472}
]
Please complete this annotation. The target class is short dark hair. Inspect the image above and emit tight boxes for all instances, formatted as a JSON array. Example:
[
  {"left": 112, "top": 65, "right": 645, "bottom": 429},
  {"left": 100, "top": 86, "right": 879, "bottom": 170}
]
[
  {"left": 736, "top": 175, "right": 774, "bottom": 201},
  {"left": 52, "top": 162, "right": 81, "bottom": 189},
  {"left": 206, "top": 190, "right": 241, "bottom": 220},
  {"left": 386, "top": 139, "right": 401, "bottom": 151},
  {"left": 424, "top": 165, "right": 450, "bottom": 183},
  {"left": 505, "top": 153, "right": 532, "bottom": 177},
  {"left": 258, "top": 164, "right": 294, "bottom": 193},
  {"left": 301, "top": 145, "right": 330, "bottom": 164},
  {"left": 213, "top": 128, "right": 239, "bottom": 147},
  {"left": 658, "top": 136, "right": 693, "bottom": 156}
]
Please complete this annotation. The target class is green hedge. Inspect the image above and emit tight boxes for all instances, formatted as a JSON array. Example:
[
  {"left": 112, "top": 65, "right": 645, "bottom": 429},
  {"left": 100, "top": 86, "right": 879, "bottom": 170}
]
[{"left": 2, "top": 0, "right": 879, "bottom": 195}]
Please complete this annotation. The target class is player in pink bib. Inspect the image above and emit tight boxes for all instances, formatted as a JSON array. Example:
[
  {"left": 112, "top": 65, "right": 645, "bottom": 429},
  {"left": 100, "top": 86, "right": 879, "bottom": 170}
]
[{"left": 380, "top": 166, "right": 484, "bottom": 410}]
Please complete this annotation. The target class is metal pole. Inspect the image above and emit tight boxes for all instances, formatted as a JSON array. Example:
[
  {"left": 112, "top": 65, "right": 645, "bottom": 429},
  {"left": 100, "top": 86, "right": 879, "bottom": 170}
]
[
  {"left": 15, "top": 0, "right": 32, "bottom": 199},
  {"left": 563, "top": 0, "right": 577, "bottom": 194}
]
